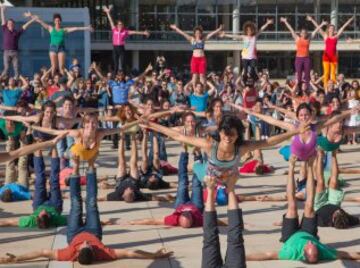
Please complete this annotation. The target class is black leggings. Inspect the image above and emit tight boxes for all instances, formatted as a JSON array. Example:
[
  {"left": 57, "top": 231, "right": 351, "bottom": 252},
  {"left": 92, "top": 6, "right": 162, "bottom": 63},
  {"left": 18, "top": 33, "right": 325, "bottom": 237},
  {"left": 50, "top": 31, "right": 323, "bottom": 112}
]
[
  {"left": 113, "top": 45, "right": 125, "bottom": 74},
  {"left": 201, "top": 209, "right": 246, "bottom": 268},
  {"left": 242, "top": 59, "right": 258, "bottom": 81}
]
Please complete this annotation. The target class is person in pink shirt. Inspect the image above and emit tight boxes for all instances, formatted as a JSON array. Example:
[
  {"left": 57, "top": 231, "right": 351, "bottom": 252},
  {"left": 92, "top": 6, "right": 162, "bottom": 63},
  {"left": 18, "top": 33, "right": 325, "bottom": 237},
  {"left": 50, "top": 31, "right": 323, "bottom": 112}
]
[{"left": 103, "top": 6, "right": 150, "bottom": 74}]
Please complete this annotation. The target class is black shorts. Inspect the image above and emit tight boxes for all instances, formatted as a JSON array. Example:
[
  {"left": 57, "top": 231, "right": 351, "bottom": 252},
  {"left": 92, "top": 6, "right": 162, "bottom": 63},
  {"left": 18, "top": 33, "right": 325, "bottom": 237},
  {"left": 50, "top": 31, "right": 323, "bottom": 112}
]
[{"left": 280, "top": 214, "right": 318, "bottom": 242}]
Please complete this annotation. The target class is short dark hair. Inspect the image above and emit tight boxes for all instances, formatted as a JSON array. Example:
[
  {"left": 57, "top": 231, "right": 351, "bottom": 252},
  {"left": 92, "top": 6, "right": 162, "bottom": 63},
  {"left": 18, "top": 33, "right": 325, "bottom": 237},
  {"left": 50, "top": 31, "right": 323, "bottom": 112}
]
[
  {"left": 53, "top": 13, "right": 62, "bottom": 21},
  {"left": 0, "top": 189, "right": 12, "bottom": 202},
  {"left": 37, "top": 214, "right": 50, "bottom": 229},
  {"left": 78, "top": 247, "right": 94, "bottom": 265},
  {"left": 333, "top": 209, "right": 351, "bottom": 229},
  {"left": 296, "top": 103, "right": 312, "bottom": 118},
  {"left": 63, "top": 96, "right": 75, "bottom": 104}
]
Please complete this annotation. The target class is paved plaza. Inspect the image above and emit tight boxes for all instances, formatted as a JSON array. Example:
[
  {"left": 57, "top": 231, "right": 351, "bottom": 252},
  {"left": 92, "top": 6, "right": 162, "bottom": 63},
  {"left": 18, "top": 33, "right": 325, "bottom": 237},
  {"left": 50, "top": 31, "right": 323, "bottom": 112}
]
[{"left": 0, "top": 140, "right": 360, "bottom": 268}]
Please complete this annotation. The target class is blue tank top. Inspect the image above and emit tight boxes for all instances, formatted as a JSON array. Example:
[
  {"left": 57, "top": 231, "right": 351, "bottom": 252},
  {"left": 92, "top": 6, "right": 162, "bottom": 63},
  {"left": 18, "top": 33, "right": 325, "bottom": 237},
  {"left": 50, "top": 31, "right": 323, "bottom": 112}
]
[{"left": 191, "top": 40, "right": 205, "bottom": 50}]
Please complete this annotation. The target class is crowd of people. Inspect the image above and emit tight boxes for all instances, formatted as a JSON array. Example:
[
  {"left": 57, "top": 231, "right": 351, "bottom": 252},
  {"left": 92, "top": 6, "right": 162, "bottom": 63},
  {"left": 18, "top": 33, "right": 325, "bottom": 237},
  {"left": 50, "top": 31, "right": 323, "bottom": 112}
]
[{"left": 1, "top": 5, "right": 360, "bottom": 266}]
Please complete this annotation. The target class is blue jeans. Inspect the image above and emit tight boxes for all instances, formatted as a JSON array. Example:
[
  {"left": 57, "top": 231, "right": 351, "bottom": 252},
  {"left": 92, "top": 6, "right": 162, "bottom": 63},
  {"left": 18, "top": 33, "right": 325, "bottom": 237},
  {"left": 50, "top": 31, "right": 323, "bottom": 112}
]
[
  {"left": 32, "top": 156, "right": 62, "bottom": 212},
  {"left": 67, "top": 171, "right": 102, "bottom": 243},
  {"left": 56, "top": 136, "right": 74, "bottom": 167},
  {"left": 174, "top": 152, "right": 203, "bottom": 212},
  {"left": 148, "top": 132, "right": 168, "bottom": 168}
]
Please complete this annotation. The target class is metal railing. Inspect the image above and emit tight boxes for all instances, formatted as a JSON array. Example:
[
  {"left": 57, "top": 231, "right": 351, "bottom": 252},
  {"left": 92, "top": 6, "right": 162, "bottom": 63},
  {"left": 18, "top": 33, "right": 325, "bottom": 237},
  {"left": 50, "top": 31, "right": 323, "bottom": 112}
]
[{"left": 91, "top": 30, "right": 360, "bottom": 43}]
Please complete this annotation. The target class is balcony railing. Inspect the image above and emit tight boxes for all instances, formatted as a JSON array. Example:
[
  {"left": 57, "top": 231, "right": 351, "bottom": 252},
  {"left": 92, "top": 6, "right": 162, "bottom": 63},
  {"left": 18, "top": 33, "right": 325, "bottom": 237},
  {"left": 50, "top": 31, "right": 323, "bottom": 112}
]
[{"left": 91, "top": 30, "right": 360, "bottom": 43}]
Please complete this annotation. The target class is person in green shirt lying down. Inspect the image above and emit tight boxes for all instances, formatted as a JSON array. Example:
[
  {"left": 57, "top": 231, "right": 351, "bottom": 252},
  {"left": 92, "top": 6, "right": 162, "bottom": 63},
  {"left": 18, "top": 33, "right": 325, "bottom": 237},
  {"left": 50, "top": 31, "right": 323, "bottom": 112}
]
[{"left": 246, "top": 155, "right": 360, "bottom": 263}]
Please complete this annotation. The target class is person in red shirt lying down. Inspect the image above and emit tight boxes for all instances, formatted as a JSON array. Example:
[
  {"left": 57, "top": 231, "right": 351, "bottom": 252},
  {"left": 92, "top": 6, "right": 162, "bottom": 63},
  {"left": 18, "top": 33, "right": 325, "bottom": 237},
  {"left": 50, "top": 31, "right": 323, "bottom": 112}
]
[{"left": 0, "top": 170, "right": 173, "bottom": 265}]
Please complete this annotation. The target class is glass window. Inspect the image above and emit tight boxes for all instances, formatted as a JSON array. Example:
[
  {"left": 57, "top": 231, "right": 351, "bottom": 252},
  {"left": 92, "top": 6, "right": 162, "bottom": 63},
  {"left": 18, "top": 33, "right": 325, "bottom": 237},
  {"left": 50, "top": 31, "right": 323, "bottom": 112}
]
[
  {"left": 197, "top": 0, "right": 216, "bottom": 14},
  {"left": 178, "top": 14, "right": 196, "bottom": 30},
  {"left": 198, "top": 15, "right": 217, "bottom": 30},
  {"left": 218, "top": 13, "right": 233, "bottom": 31},
  {"left": 258, "top": 4, "right": 276, "bottom": 14}
]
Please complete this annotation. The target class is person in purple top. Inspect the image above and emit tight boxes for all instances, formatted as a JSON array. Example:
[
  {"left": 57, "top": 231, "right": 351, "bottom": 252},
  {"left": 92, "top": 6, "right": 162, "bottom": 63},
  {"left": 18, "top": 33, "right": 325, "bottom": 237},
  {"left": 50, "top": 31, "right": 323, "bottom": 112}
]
[{"left": 0, "top": 6, "right": 36, "bottom": 79}]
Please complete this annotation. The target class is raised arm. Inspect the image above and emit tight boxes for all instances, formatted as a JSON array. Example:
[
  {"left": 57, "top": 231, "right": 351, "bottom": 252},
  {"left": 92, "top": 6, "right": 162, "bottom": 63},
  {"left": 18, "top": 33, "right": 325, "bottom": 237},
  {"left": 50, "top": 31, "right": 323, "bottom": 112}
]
[
  {"left": 92, "top": 62, "right": 105, "bottom": 80},
  {"left": 206, "top": 81, "right": 217, "bottom": 96},
  {"left": 280, "top": 17, "right": 298, "bottom": 40},
  {"left": 143, "top": 121, "right": 211, "bottom": 151},
  {"left": 19, "top": 75, "right": 29, "bottom": 90},
  {"left": 114, "top": 248, "right": 173, "bottom": 260},
  {"left": 133, "top": 63, "right": 153, "bottom": 83},
  {"left": 246, "top": 251, "right": 279, "bottom": 261},
  {"left": 102, "top": 6, "right": 115, "bottom": 29},
  {"left": 311, "top": 20, "right": 328, "bottom": 39},
  {"left": 0, "top": 5, "right": 5, "bottom": 26},
  {"left": 169, "top": 24, "right": 192, "bottom": 42},
  {"left": 205, "top": 24, "right": 223, "bottom": 41},
  {"left": 228, "top": 102, "right": 294, "bottom": 130},
  {"left": 336, "top": 16, "right": 354, "bottom": 38},
  {"left": 257, "top": 18, "right": 273, "bottom": 37},
  {"left": 33, "top": 15, "right": 52, "bottom": 31},
  {"left": 22, "top": 12, "right": 37, "bottom": 30},
  {"left": 306, "top": 15, "right": 326, "bottom": 38},
  {"left": 65, "top": 25, "right": 93, "bottom": 33}
]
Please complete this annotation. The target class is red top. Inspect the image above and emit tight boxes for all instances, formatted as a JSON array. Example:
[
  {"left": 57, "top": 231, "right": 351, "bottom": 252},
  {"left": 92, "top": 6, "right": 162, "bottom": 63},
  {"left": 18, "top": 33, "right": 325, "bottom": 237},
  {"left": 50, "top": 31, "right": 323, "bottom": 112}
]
[
  {"left": 47, "top": 85, "right": 59, "bottom": 98},
  {"left": 164, "top": 204, "right": 203, "bottom": 227},
  {"left": 243, "top": 88, "right": 258, "bottom": 108},
  {"left": 56, "top": 232, "right": 117, "bottom": 262},
  {"left": 322, "top": 37, "right": 338, "bottom": 62}
]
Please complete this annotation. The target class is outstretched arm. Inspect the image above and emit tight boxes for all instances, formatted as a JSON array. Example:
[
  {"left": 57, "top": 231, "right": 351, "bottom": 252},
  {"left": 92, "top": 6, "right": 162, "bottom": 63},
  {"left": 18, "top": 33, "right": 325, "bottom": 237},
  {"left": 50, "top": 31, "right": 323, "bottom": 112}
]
[
  {"left": 246, "top": 251, "right": 279, "bottom": 261},
  {"left": 128, "top": 218, "right": 164, "bottom": 225},
  {"left": 0, "top": 249, "right": 56, "bottom": 264},
  {"left": 30, "top": 125, "right": 79, "bottom": 138},
  {"left": 103, "top": 6, "right": 115, "bottom": 29},
  {"left": 205, "top": 24, "right": 223, "bottom": 40},
  {"left": 65, "top": 25, "right": 93, "bottom": 33},
  {"left": 218, "top": 31, "right": 244, "bottom": 40},
  {"left": 133, "top": 63, "right": 153, "bottom": 83},
  {"left": 241, "top": 127, "right": 303, "bottom": 155},
  {"left": 228, "top": 102, "right": 294, "bottom": 130},
  {"left": 1, "top": 133, "right": 67, "bottom": 163},
  {"left": 143, "top": 121, "right": 211, "bottom": 151},
  {"left": 280, "top": 17, "right": 297, "bottom": 40},
  {"left": 169, "top": 24, "right": 192, "bottom": 42},
  {"left": 257, "top": 18, "right": 273, "bottom": 37},
  {"left": 0, "top": 219, "right": 18, "bottom": 227},
  {"left": 114, "top": 248, "right": 173, "bottom": 260},
  {"left": 22, "top": 13, "right": 37, "bottom": 30},
  {"left": 318, "top": 106, "right": 359, "bottom": 130},
  {"left": 336, "top": 16, "right": 354, "bottom": 38},
  {"left": 337, "top": 250, "right": 360, "bottom": 260},
  {"left": 129, "top": 30, "right": 150, "bottom": 37}
]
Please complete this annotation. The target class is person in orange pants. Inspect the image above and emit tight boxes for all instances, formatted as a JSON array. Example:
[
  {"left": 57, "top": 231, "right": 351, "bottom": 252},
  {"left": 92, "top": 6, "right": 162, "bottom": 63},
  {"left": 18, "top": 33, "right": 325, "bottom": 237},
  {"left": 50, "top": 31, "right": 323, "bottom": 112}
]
[{"left": 307, "top": 16, "right": 354, "bottom": 89}]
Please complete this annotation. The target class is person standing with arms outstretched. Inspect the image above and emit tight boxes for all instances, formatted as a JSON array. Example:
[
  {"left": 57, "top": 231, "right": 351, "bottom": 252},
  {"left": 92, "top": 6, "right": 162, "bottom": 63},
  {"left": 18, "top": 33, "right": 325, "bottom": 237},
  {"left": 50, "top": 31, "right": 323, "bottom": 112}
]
[
  {"left": 25, "top": 12, "right": 92, "bottom": 77},
  {"left": 280, "top": 16, "right": 326, "bottom": 89},
  {"left": 103, "top": 6, "right": 150, "bottom": 74},
  {"left": 0, "top": 6, "right": 36, "bottom": 79},
  {"left": 307, "top": 15, "right": 354, "bottom": 89},
  {"left": 170, "top": 23, "right": 223, "bottom": 87},
  {"left": 219, "top": 18, "right": 273, "bottom": 81}
]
